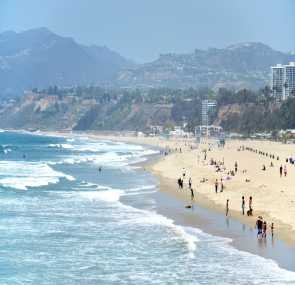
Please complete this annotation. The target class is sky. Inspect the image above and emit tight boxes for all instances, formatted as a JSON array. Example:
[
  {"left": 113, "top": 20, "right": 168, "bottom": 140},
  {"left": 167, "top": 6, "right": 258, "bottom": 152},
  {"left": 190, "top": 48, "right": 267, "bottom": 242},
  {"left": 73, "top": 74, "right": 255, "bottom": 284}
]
[{"left": 0, "top": 0, "right": 294, "bottom": 63}]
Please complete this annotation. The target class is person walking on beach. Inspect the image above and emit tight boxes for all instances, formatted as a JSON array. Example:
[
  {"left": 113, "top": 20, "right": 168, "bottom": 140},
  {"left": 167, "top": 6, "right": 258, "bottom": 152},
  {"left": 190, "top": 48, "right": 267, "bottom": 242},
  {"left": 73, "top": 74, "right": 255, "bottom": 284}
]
[
  {"left": 284, "top": 165, "right": 287, "bottom": 177},
  {"left": 280, "top": 165, "right": 283, "bottom": 177},
  {"left": 220, "top": 179, "right": 224, "bottom": 192},
  {"left": 215, "top": 179, "right": 218, "bottom": 194},
  {"left": 234, "top": 161, "right": 238, "bottom": 173},
  {"left": 241, "top": 196, "right": 245, "bottom": 215},
  {"left": 226, "top": 199, "right": 229, "bottom": 216}
]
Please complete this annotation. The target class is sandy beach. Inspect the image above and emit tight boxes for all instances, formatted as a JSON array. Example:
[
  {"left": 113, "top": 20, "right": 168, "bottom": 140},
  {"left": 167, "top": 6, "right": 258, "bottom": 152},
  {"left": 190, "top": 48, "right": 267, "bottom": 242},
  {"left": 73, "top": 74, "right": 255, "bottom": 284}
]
[{"left": 89, "top": 133, "right": 295, "bottom": 246}]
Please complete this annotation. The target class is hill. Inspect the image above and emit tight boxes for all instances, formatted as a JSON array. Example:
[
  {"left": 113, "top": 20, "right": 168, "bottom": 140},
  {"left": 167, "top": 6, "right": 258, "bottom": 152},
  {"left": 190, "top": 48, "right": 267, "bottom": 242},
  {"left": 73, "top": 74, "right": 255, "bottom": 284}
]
[
  {"left": 1, "top": 28, "right": 295, "bottom": 96},
  {"left": 0, "top": 28, "right": 131, "bottom": 96},
  {"left": 117, "top": 43, "right": 295, "bottom": 89}
]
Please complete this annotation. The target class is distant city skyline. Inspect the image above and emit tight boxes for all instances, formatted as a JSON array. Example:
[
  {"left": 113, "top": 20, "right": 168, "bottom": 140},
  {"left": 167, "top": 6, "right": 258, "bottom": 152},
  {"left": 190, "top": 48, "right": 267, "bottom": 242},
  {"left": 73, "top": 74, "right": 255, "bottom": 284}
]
[{"left": 0, "top": 0, "right": 294, "bottom": 63}]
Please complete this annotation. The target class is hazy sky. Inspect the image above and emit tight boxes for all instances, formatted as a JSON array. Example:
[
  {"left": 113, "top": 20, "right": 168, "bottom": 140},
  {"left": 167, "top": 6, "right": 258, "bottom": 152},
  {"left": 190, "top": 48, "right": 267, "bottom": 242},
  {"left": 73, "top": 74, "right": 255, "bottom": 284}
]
[{"left": 0, "top": 0, "right": 294, "bottom": 62}]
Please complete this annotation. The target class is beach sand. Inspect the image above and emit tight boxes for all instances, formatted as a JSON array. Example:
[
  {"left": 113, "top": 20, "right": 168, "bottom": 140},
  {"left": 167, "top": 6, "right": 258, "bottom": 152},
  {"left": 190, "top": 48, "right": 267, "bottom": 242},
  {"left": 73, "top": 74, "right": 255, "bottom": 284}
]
[{"left": 90, "top": 133, "right": 295, "bottom": 246}]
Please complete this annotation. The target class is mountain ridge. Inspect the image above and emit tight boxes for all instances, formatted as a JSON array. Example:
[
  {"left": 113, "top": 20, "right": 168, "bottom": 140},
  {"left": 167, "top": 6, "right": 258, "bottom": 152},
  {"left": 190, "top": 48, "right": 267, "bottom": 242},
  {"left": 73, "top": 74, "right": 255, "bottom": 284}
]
[
  {"left": 1, "top": 28, "right": 295, "bottom": 96},
  {"left": 0, "top": 28, "right": 131, "bottom": 96},
  {"left": 117, "top": 42, "right": 295, "bottom": 89}
]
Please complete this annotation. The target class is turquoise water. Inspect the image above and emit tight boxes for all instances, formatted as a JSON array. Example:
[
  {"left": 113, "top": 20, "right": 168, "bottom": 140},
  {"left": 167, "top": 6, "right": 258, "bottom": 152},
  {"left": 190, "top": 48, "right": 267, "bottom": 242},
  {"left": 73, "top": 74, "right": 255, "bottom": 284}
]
[{"left": 0, "top": 131, "right": 295, "bottom": 284}]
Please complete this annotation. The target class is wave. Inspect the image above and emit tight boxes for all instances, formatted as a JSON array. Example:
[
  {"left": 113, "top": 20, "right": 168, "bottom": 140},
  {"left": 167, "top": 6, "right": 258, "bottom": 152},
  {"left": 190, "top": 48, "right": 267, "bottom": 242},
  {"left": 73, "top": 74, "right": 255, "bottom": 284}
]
[
  {"left": 76, "top": 185, "right": 198, "bottom": 258},
  {"left": 48, "top": 144, "right": 74, "bottom": 149},
  {"left": 0, "top": 161, "right": 75, "bottom": 190},
  {"left": 78, "top": 189, "right": 123, "bottom": 203}
]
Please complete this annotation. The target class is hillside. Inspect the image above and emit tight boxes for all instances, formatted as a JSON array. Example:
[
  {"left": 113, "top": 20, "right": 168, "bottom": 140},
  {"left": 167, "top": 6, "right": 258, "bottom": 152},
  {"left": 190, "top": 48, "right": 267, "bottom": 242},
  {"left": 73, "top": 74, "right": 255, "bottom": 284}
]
[
  {"left": 117, "top": 43, "right": 295, "bottom": 89},
  {"left": 1, "top": 28, "right": 295, "bottom": 96},
  {"left": 0, "top": 28, "right": 131, "bottom": 96},
  {"left": 0, "top": 89, "right": 176, "bottom": 131},
  {"left": 1, "top": 87, "right": 295, "bottom": 134}
]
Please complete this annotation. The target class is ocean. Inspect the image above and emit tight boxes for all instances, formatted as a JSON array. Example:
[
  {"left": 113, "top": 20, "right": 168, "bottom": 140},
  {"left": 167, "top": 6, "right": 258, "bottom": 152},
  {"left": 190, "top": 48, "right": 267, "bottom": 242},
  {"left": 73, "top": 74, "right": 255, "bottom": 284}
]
[{"left": 0, "top": 130, "right": 295, "bottom": 284}]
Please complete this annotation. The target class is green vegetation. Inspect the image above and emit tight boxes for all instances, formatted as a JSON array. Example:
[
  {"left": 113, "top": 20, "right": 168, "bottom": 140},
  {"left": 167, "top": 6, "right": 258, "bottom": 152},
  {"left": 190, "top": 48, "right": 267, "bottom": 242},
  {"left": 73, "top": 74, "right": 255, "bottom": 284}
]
[{"left": 1, "top": 85, "right": 295, "bottom": 134}]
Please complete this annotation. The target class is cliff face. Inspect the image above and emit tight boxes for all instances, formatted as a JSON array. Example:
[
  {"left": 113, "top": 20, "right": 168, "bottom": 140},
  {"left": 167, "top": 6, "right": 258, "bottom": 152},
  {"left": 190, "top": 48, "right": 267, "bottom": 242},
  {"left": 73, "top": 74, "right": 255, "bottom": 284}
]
[{"left": 0, "top": 92, "right": 174, "bottom": 131}]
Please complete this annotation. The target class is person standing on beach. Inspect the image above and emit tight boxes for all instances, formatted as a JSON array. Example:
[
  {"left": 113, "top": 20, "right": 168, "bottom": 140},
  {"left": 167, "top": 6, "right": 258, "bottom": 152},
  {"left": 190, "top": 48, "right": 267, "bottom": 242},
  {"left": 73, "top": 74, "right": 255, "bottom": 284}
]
[
  {"left": 215, "top": 179, "right": 218, "bottom": 193},
  {"left": 226, "top": 199, "right": 229, "bottom": 216},
  {"left": 280, "top": 165, "right": 283, "bottom": 177},
  {"left": 182, "top": 168, "right": 186, "bottom": 179},
  {"left": 242, "top": 196, "right": 245, "bottom": 215},
  {"left": 249, "top": 196, "right": 253, "bottom": 214},
  {"left": 284, "top": 165, "right": 287, "bottom": 177},
  {"left": 190, "top": 188, "right": 194, "bottom": 201},
  {"left": 220, "top": 179, "right": 224, "bottom": 192},
  {"left": 234, "top": 161, "right": 238, "bottom": 173},
  {"left": 189, "top": 177, "right": 192, "bottom": 189}
]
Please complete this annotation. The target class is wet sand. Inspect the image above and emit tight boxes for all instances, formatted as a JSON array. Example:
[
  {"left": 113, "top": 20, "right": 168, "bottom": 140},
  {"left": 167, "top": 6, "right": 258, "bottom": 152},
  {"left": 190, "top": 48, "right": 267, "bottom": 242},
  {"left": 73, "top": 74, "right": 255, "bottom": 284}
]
[{"left": 151, "top": 175, "right": 295, "bottom": 272}]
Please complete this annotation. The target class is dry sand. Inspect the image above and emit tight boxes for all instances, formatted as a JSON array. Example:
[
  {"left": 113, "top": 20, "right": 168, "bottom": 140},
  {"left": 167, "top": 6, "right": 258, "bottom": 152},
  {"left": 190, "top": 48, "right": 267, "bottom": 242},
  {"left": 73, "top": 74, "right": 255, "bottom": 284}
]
[{"left": 90, "top": 134, "right": 295, "bottom": 245}]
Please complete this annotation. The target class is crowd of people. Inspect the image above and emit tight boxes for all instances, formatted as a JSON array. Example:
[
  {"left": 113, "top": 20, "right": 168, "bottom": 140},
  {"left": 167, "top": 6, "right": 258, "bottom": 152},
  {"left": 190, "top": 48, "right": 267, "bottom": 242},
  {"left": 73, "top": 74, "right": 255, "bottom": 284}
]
[{"left": 175, "top": 143, "right": 277, "bottom": 241}]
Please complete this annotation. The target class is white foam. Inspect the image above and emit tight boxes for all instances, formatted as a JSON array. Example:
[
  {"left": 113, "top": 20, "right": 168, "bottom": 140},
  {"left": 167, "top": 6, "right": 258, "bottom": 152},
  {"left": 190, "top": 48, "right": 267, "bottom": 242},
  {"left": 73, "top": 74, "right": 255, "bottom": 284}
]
[
  {"left": 78, "top": 190, "right": 123, "bottom": 203},
  {"left": 116, "top": 202, "right": 199, "bottom": 257},
  {"left": 0, "top": 161, "right": 75, "bottom": 190},
  {"left": 128, "top": 185, "right": 156, "bottom": 192},
  {"left": 3, "top": 148, "right": 12, "bottom": 154},
  {"left": 48, "top": 144, "right": 74, "bottom": 149}
]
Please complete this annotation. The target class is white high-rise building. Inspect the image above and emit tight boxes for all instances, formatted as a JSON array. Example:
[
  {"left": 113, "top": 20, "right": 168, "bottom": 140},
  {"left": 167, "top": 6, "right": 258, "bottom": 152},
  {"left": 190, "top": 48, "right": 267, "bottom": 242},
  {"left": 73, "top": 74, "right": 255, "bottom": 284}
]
[
  {"left": 201, "top": 99, "right": 216, "bottom": 126},
  {"left": 271, "top": 64, "right": 284, "bottom": 100},
  {"left": 284, "top": 62, "right": 295, "bottom": 99},
  {"left": 271, "top": 62, "right": 295, "bottom": 101}
]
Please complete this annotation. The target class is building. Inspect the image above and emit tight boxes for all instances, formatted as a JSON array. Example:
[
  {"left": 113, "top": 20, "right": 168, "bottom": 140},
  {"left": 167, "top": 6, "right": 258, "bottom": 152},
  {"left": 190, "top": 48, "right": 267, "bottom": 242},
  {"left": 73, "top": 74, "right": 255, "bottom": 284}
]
[
  {"left": 201, "top": 99, "right": 217, "bottom": 126},
  {"left": 271, "top": 62, "right": 295, "bottom": 101},
  {"left": 284, "top": 62, "right": 295, "bottom": 98},
  {"left": 271, "top": 64, "right": 284, "bottom": 100},
  {"left": 195, "top": 125, "right": 223, "bottom": 137}
]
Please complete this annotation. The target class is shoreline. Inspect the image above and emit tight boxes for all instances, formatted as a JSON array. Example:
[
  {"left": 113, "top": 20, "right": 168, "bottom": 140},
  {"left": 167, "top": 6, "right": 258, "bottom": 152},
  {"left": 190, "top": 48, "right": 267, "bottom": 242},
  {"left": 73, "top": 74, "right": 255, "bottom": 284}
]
[
  {"left": 88, "top": 133, "right": 295, "bottom": 246},
  {"left": 4, "top": 129, "right": 295, "bottom": 272}
]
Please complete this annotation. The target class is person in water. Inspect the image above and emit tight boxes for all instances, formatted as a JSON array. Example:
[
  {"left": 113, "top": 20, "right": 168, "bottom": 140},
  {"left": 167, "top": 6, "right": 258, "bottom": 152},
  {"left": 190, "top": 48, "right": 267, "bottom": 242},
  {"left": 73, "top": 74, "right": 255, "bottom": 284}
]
[
  {"left": 262, "top": 221, "right": 267, "bottom": 238},
  {"left": 256, "top": 217, "right": 263, "bottom": 238},
  {"left": 271, "top": 223, "right": 274, "bottom": 238}
]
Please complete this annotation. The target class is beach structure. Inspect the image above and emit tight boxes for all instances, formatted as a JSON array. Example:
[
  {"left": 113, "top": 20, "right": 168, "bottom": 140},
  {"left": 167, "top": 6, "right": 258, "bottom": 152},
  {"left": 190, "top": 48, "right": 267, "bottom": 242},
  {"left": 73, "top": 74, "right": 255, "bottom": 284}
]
[{"left": 271, "top": 62, "right": 295, "bottom": 101}]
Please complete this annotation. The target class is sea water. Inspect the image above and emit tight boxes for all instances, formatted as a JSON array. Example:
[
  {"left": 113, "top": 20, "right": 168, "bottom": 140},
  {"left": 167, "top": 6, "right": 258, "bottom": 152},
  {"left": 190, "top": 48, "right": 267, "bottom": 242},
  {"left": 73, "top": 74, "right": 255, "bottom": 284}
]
[{"left": 0, "top": 130, "right": 294, "bottom": 284}]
